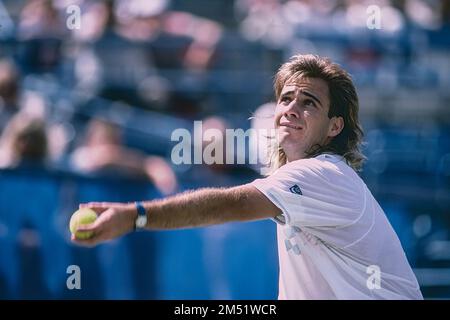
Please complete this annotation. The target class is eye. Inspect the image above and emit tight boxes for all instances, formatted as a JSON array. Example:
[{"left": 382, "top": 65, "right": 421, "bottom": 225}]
[
  {"left": 280, "top": 96, "right": 292, "bottom": 104},
  {"left": 304, "top": 99, "right": 316, "bottom": 108}
]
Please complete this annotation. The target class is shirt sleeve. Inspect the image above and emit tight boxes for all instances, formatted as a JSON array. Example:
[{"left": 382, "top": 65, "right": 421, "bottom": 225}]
[{"left": 251, "top": 157, "right": 366, "bottom": 230}]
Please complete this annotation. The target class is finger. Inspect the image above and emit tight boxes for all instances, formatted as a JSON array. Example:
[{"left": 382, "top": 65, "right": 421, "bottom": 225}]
[
  {"left": 79, "top": 202, "right": 115, "bottom": 214},
  {"left": 75, "top": 222, "right": 97, "bottom": 233},
  {"left": 80, "top": 201, "right": 125, "bottom": 208},
  {"left": 71, "top": 226, "right": 104, "bottom": 246},
  {"left": 72, "top": 221, "right": 102, "bottom": 242},
  {"left": 79, "top": 203, "right": 105, "bottom": 215}
]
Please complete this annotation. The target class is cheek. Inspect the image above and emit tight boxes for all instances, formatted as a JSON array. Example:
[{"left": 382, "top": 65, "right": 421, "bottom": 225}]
[
  {"left": 307, "top": 118, "right": 331, "bottom": 138},
  {"left": 273, "top": 109, "right": 283, "bottom": 127}
]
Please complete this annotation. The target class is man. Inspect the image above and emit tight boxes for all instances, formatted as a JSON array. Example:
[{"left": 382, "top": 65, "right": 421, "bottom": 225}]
[{"left": 72, "top": 54, "right": 423, "bottom": 300}]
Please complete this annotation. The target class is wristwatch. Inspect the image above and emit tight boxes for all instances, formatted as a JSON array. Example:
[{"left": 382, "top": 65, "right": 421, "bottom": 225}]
[{"left": 135, "top": 201, "right": 148, "bottom": 230}]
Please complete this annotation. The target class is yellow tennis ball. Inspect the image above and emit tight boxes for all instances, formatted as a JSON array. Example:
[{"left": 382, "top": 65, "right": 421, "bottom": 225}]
[{"left": 69, "top": 208, "right": 98, "bottom": 240}]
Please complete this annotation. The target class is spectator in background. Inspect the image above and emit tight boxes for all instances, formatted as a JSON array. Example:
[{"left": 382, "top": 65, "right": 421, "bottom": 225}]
[
  {"left": 0, "top": 113, "right": 48, "bottom": 168},
  {"left": 18, "top": 0, "right": 65, "bottom": 40},
  {"left": 442, "top": 0, "right": 450, "bottom": 25},
  {"left": 250, "top": 101, "right": 277, "bottom": 174},
  {"left": 0, "top": 111, "right": 70, "bottom": 300},
  {"left": 69, "top": 0, "right": 223, "bottom": 116},
  {"left": 70, "top": 0, "right": 157, "bottom": 99},
  {"left": 0, "top": 60, "right": 21, "bottom": 133},
  {"left": 70, "top": 119, "right": 178, "bottom": 195},
  {"left": 113, "top": 0, "right": 223, "bottom": 70},
  {"left": 235, "top": 0, "right": 291, "bottom": 49},
  {"left": 17, "top": 0, "right": 65, "bottom": 74},
  {"left": 200, "top": 115, "right": 259, "bottom": 173}
]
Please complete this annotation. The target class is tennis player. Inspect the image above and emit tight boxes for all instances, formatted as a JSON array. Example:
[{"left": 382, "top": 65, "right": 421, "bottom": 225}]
[{"left": 73, "top": 54, "right": 423, "bottom": 300}]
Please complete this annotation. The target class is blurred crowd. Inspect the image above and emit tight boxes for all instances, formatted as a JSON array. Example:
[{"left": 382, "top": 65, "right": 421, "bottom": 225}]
[
  {"left": 0, "top": 0, "right": 230, "bottom": 194},
  {"left": 0, "top": 0, "right": 450, "bottom": 190}
]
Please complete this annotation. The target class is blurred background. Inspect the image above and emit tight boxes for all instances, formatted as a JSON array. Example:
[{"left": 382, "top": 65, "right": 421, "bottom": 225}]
[{"left": 0, "top": 0, "right": 449, "bottom": 299}]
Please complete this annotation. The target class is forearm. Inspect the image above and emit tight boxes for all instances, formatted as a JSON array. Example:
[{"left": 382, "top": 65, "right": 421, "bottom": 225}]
[
  {"left": 73, "top": 184, "right": 280, "bottom": 245},
  {"left": 141, "top": 185, "right": 265, "bottom": 230}
]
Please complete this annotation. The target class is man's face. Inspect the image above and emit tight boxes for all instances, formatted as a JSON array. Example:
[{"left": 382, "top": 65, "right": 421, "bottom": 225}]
[{"left": 274, "top": 77, "right": 341, "bottom": 162}]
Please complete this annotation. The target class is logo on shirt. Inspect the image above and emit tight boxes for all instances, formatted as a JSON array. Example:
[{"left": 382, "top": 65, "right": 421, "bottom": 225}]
[
  {"left": 289, "top": 184, "right": 302, "bottom": 195},
  {"left": 284, "top": 226, "right": 301, "bottom": 255},
  {"left": 366, "top": 265, "right": 381, "bottom": 290}
]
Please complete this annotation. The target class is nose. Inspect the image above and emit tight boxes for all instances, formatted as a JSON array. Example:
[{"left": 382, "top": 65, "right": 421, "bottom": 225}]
[{"left": 283, "top": 100, "right": 300, "bottom": 119}]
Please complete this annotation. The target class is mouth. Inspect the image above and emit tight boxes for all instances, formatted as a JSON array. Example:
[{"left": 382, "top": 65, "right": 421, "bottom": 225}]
[{"left": 279, "top": 123, "right": 302, "bottom": 130}]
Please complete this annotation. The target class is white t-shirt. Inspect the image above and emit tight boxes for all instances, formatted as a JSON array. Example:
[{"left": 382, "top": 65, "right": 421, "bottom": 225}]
[{"left": 252, "top": 154, "right": 423, "bottom": 300}]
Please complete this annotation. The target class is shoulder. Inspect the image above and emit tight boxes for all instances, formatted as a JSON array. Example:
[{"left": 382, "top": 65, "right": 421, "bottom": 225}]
[
  {"left": 273, "top": 154, "right": 354, "bottom": 181},
  {"left": 253, "top": 154, "right": 367, "bottom": 228}
]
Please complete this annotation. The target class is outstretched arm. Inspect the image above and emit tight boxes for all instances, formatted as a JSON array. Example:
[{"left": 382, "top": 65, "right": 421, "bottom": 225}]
[{"left": 72, "top": 183, "right": 281, "bottom": 246}]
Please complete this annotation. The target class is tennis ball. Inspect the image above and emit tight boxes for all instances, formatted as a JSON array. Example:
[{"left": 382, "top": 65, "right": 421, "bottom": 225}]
[{"left": 69, "top": 208, "right": 97, "bottom": 240}]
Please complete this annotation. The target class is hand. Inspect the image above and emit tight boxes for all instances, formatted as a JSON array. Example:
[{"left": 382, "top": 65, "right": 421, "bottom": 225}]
[{"left": 71, "top": 202, "right": 137, "bottom": 247}]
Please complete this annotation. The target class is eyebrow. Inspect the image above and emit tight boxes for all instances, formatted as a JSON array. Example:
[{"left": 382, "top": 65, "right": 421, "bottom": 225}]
[
  {"left": 280, "top": 89, "right": 323, "bottom": 107},
  {"left": 300, "top": 90, "right": 323, "bottom": 107}
]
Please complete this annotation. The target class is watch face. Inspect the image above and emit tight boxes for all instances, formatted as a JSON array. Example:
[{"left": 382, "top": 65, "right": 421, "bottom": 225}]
[{"left": 136, "top": 216, "right": 147, "bottom": 228}]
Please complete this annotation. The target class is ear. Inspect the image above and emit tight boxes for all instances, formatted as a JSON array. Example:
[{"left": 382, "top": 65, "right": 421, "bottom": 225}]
[{"left": 328, "top": 116, "right": 344, "bottom": 138}]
